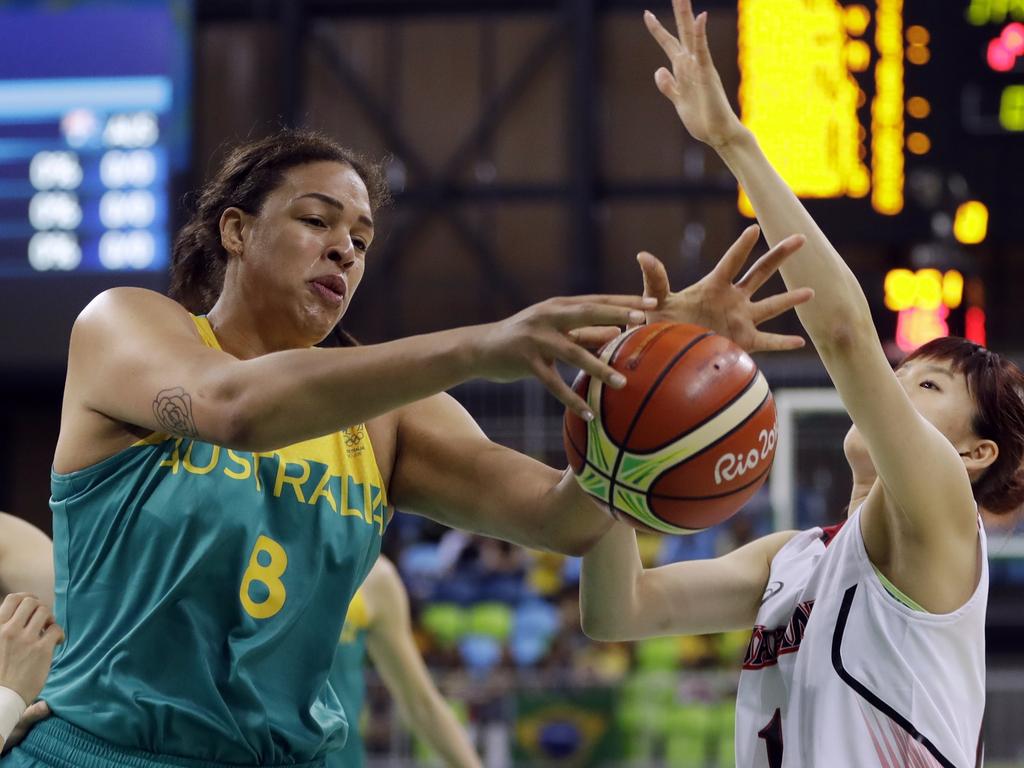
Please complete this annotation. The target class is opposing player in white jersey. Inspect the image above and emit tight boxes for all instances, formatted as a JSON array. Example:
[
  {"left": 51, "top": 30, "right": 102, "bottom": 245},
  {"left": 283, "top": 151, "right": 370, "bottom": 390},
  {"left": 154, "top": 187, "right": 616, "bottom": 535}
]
[{"left": 580, "top": 2, "right": 1024, "bottom": 767}]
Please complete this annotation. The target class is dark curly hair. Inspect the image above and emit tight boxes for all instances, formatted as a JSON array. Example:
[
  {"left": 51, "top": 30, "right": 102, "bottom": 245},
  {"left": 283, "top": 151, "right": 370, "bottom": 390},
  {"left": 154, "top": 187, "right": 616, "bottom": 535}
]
[{"left": 169, "top": 129, "right": 389, "bottom": 315}]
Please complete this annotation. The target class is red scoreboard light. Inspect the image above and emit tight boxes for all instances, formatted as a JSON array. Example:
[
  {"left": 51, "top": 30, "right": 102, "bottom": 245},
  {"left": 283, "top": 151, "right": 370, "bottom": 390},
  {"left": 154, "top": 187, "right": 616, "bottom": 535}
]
[
  {"left": 1004, "top": 22, "right": 1024, "bottom": 54},
  {"left": 884, "top": 268, "right": 987, "bottom": 351},
  {"left": 988, "top": 36, "right": 1017, "bottom": 70},
  {"left": 965, "top": 306, "right": 988, "bottom": 346},
  {"left": 987, "top": 23, "right": 1024, "bottom": 71}
]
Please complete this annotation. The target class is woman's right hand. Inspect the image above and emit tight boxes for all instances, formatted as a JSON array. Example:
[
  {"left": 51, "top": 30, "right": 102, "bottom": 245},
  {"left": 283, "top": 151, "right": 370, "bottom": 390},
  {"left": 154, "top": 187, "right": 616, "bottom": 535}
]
[
  {"left": 0, "top": 593, "right": 64, "bottom": 706},
  {"left": 472, "top": 295, "right": 657, "bottom": 421},
  {"left": 645, "top": 0, "right": 747, "bottom": 149}
]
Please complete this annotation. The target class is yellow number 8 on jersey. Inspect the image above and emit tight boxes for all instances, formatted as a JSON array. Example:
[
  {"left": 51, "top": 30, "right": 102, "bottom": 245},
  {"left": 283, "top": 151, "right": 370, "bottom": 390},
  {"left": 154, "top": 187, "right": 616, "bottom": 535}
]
[{"left": 240, "top": 534, "right": 288, "bottom": 619}]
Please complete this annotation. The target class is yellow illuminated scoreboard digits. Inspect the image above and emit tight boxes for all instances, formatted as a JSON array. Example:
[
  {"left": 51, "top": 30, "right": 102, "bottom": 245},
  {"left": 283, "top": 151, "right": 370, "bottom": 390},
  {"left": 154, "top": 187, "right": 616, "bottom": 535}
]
[
  {"left": 737, "top": 0, "right": 907, "bottom": 215},
  {"left": 873, "top": 0, "right": 905, "bottom": 214},
  {"left": 737, "top": 0, "right": 870, "bottom": 215},
  {"left": 885, "top": 268, "right": 964, "bottom": 351}
]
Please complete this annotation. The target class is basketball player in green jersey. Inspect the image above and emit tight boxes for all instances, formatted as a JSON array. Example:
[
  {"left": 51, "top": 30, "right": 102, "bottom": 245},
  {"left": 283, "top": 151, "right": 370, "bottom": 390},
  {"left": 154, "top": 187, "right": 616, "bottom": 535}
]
[
  {"left": 0, "top": 515, "right": 477, "bottom": 765},
  {"left": 8, "top": 130, "right": 810, "bottom": 767},
  {"left": 329, "top": 556, "right": 480, "bottom": 768}
]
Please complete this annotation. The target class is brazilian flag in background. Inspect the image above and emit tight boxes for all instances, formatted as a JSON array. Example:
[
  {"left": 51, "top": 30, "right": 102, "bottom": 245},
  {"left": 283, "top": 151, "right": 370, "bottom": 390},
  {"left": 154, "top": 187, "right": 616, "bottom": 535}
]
[{"left": 513, "top": 687, "right": 622, "bottom": 766}]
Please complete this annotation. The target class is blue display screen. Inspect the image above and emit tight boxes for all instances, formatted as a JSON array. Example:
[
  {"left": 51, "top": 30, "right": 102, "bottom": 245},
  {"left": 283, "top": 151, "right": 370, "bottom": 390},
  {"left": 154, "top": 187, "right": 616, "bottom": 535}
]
[{"left": 0, "top": 1, "right": 191, "bottom": 276}]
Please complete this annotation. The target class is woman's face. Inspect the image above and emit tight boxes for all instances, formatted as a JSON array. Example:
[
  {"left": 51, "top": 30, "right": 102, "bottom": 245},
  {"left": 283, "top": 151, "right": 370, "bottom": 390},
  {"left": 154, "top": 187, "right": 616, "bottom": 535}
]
[
  {"left": 844, "top": 357, "right": 983, "bottom": 481},
  {"left": 234, "top": 161, "right": 374, "bottom": 342}
]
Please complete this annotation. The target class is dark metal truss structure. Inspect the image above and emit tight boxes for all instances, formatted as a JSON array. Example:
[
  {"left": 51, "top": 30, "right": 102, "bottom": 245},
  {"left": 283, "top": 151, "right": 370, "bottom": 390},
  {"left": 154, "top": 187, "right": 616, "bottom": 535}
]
[{"left": 198, "top": 0, "right": 739, "bottom": 304}]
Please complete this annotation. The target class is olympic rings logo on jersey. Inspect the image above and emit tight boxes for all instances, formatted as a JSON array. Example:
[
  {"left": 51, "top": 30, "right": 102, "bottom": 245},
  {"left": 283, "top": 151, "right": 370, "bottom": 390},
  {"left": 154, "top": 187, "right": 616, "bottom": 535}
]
[
  {"left": 344, "top": 425, "right": 366, "bottom": 457},
  {"left": 344, "top": 425, "right": 365, "bottom": 448},
  {"left": 713, "top": 426, "right": 777, "bottom": 486}
]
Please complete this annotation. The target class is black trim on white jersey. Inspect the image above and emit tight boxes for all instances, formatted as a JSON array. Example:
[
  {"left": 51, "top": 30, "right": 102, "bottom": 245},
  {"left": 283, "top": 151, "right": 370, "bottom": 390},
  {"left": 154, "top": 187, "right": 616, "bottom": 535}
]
[{"left": 831, "top": 585, "right": 959, "bottom": 768}]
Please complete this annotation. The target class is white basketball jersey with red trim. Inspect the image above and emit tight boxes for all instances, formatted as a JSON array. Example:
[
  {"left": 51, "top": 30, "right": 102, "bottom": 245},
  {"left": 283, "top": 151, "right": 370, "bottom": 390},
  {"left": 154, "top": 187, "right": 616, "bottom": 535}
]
[{"left": 735, "top": 506, "right": 987, "bottom": 768}]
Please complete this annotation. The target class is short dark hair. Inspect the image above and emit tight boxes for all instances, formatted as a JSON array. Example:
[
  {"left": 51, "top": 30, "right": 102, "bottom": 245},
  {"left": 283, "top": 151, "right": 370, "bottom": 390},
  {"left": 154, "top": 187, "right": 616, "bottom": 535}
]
[
  {"left": 169, "top": 129, "right": 389, "bottom": 314},
  {"left": 903, "top": 337, "right": 1024, "bottom": 514}
]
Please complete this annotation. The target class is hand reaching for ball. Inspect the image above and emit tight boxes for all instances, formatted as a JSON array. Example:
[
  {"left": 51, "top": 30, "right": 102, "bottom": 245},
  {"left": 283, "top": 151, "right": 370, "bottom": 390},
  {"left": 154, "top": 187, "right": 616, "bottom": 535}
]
[{"left": 638, "top": 225, "right": 813, "bottom": 353}]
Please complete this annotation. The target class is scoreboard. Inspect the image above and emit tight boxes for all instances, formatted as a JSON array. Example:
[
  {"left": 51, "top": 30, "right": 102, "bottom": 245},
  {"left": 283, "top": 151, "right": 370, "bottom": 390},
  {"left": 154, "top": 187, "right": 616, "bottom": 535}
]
[
  {"left": 736, "top": 0, "right": 1024, "bottom": 353},
  {"left": 737, "top": 0, "right": 1024, "bottom": 234},
  {"left": 0, "top": 1, "right": 191, "bottom": 278}
]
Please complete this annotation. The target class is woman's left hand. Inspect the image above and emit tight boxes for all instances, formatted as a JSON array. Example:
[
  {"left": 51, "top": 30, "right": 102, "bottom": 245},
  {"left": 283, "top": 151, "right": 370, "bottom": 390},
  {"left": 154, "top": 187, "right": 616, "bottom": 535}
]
[{"left": 639, "top": 224, "right": 812, "bottom": 353}]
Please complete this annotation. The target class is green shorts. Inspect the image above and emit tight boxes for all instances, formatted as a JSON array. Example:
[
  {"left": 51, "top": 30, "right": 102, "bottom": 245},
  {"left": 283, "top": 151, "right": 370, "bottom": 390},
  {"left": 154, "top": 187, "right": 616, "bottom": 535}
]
[{"left": 5, "top": 717, "right": 327, "bottom": 768}]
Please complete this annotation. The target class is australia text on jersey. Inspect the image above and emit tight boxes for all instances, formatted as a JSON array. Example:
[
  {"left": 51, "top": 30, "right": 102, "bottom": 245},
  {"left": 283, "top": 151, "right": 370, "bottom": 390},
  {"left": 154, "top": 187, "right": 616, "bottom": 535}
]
[{"left": 156, "top": 437, "right": 386, "bottom": 534}]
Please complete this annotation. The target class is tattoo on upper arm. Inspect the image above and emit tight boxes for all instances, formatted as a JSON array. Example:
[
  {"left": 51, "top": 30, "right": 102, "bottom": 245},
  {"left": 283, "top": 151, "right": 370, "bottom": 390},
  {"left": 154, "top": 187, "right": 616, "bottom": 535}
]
[{"left": 153, "top": 387, "right": 199, "bottom": 437}]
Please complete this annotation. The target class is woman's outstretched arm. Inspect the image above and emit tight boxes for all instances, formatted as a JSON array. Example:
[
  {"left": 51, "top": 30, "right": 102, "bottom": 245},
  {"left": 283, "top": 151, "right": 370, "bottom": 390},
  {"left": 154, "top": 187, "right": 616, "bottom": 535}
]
[
  {"left": 57, "top": 288, "right": 652, "bottom": 472},
  {"left": 643, "top": 1, "right": 980, "bottom": 548},
  {"left": 580, "top": 521, "right": 794, "bottom": 640}
]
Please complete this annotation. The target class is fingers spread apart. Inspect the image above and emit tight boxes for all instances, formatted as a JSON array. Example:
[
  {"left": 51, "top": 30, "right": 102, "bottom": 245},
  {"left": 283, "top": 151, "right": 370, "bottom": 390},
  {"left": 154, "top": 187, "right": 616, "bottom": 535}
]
[
  {"left": 736, "top": 234, "right": 806, "bottom": 294},
  {"left": 637, "top": 251, "right": 671, "bottom": 304},
  {"left": 644, "top": 10, "right": 682, "bottom": 59},
  {"left": 712, "top": 224, "right": 761, "bottom": 283},
  {"left": 752, "top": 288, "right": 815, "bottom": 324},
  {"left": 654, "top": 68, "right": 680, "bottom": 100},
  {"left": 673, "top": 0, "right": 697, "bottom": 51}
]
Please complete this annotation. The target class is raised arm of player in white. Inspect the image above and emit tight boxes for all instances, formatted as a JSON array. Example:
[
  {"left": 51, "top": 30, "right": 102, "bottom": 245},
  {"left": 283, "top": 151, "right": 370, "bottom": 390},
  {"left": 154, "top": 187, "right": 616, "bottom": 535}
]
[
  {"left": 644, "top": 0, "right": 981, "bottom": 611},
  {"left": 362, "top": 558, "right": 482, "bottom": 768}
]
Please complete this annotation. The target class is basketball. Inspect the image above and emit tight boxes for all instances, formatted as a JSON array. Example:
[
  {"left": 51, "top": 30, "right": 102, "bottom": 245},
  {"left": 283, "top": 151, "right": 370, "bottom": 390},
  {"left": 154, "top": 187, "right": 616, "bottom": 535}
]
[{"left": 563, "top": 322, "right": 777, "bottom": 535}]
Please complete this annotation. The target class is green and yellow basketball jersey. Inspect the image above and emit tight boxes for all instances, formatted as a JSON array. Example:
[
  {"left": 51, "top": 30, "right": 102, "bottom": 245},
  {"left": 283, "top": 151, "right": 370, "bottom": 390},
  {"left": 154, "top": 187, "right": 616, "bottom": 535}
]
[
  {"left": 43, "top": 315, "right": 388, "bottom": 764},
  {"left": 327, "top": 588, "right": 371, "bottom": 768}
]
